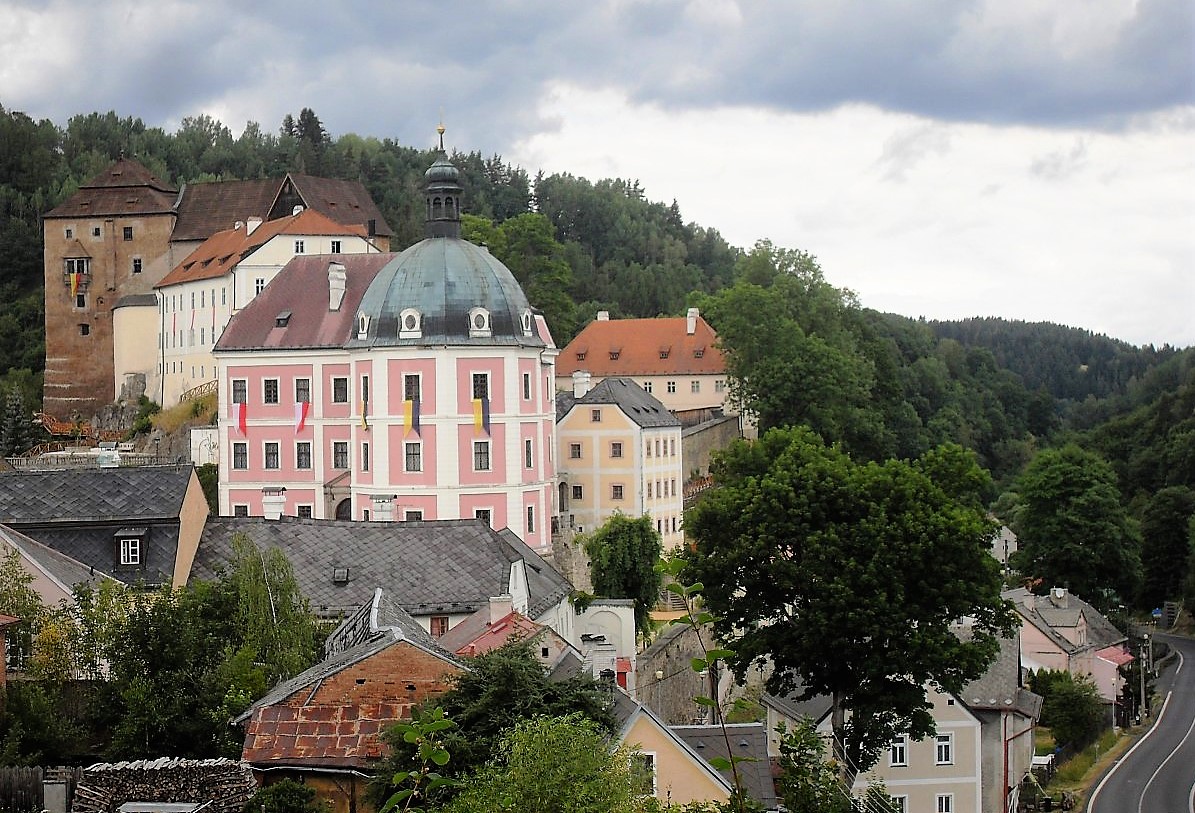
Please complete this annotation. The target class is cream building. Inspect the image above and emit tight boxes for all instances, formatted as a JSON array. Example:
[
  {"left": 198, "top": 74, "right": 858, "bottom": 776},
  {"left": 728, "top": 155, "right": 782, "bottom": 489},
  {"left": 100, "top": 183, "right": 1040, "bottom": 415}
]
[
  {"left": 555, "top": 373, "right": 684, "bottom": 549},
  {"left": 151, "top": 208, "right": 379, "bottom": 407}
]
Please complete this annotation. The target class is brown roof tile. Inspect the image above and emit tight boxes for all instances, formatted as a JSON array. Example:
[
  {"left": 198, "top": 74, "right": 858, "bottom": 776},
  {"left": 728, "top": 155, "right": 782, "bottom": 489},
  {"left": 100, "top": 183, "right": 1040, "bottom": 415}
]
[
  {"left": 156, "top": 209, "right": 368, "bottom": 288},
  {"left": 557, "top": 314, "right": 726, "bottom": 377},
  {"left": 46, "top": 158, "right": 178, "bottom": 218}
]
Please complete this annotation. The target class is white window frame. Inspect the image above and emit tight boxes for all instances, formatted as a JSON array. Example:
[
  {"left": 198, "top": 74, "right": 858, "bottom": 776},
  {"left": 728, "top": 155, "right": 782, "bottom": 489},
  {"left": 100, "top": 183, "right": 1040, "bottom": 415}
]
[
  {"left": 935, "top": 733, "right": 954, "bottom": 765},
  {"left": 330, "top": 239, "right": 342, "bottom": 253},
  {"left": 119, "top": 537, "right": 140, "bottom": 566},
  {"left": 295, "top": 441, "right": 312, "bottom": 470},
  {"left": 610, "top": 441, "right": 623, "bottom": 459},
  {"left": 473, "top": 440, "right": 491, "bottom": 471},
  {"left": 936, "top": 793, "right": 953, "bottom": 813},
  {"left": 297, "top": 504, "right": 313, "bottom": 519},
  {"left": 295, "top": 377, "right": 311, "bottom": 403},
  {"left": 332, "top": 376, "right": 349, "bottom": 403},
  {"left": 889, "top": 735, "right": 907, "bottom": 767},
  {"left": 332, "top": 441, "right": 349, "bottom": 469},
  {"left": 405, "top": 441, "right": 423, "bottom": 472},
  {"left": 263, "top": 378, "right": 280, "bottom": 404},
  {"left": 263, "top": 441, "right": 280, "bottom": 470},
  {"left": 612, "top": 484, "right": 625, "bottom": 500},
  {"left": 232, "top": 442, "right": 248, "bottom": 470},
  {"left": 231, "top": 378, "right": 248, "bottom": 404}
]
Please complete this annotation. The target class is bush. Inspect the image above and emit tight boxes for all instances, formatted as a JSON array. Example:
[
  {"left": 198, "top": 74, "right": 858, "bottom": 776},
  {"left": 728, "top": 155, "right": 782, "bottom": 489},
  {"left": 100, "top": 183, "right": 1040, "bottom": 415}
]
[
  {"left": 1031, "top": 669, "right": 1106, "bottom": 749},
  {"left": 243, "top": 779, "right": 328, "bottom": 813}
]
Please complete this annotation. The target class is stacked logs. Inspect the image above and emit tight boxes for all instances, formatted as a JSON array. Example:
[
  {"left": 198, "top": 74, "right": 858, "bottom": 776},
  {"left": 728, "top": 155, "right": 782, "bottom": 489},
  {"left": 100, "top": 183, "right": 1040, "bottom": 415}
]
[{"left": 71, "top": 758, "right": 255, "bottom": 813}]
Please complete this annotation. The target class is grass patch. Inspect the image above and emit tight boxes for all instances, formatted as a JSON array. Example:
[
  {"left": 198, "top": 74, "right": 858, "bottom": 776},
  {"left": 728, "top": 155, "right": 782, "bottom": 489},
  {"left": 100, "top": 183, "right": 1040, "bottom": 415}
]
[
  {"left": 152, "top": 393, "right": 216, "bottom": 434},
  {"left": 1035, "top": 728, "right": 1056, "bottom": 755}
]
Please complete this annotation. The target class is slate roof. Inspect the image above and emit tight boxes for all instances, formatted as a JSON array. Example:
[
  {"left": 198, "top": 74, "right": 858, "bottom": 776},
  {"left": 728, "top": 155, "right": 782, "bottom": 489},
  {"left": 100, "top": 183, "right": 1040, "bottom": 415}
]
[
  {"left": 193, "top": 517, "right": 572, "bottom": 620},
  {"left": 1003, "top": 587, "right": 1125, "bottom": 654},
  {"left": 672, "top": 723, "right": 780, "bottom": 811},
  {"left": 0, "top": 465, "right": 194, "bottom": 524},
  {"left": 0, "top": 523, "right": 114, "bottom": 593},
  {"left": 556, "top": 377, "right": 681, "bottom": 428},
  {"left": 557, "top": 313, "right": 726, "bottom": 377},
  {"left": 172, "top": 174, "right": 392, "bottom": 242},
  {"left": 213, "top": 253, "right": 395, "bottom": 351},
  {"left": 157, "top": 208, "right": 368, "bottom": 287},
  {"left": 958, "top": 633, "right": 1043, "bottom": 719},
  {"left": 0, "top": 465, "right": 195, "bottom": 587},
  {"left": 45, "top": 158, "right": 178, "bottom": 219}
]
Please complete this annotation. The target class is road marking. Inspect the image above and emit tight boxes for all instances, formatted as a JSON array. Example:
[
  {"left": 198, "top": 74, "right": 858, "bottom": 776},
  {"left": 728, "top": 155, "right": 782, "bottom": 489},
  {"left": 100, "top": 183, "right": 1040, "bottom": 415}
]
[
  {"left": 1138, "top": 704, "right": 1195, "bottom": 813},
  {"left": 1087, "top": 692, "right": 1172, "bottom": 812}
]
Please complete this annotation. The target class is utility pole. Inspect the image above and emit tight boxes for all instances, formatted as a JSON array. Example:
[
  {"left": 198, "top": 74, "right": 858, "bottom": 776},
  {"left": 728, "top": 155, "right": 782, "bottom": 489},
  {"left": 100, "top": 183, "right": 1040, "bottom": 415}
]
[{"left": 1142, "top": 634, "right": 1150, "bottom": 717}]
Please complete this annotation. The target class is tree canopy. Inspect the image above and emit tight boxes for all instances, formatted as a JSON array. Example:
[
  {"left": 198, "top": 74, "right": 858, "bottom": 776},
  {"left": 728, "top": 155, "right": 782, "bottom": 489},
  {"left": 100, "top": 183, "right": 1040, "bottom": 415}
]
[
  {"left": 584, "top": 513, "right": 664, "bottom": 635},
  {"left": 683, "top": 427, "right": 1016, "bottom": 781},
  {"left": 1008, "top": 444, "right": 1142, "bottom": 608}
]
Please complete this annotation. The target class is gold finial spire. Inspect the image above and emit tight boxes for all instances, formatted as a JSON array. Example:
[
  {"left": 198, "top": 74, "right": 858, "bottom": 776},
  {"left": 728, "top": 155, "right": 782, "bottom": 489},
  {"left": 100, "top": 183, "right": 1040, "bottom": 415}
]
[{"left": 437, "top": 113, "right": 446, "bottom": 151}]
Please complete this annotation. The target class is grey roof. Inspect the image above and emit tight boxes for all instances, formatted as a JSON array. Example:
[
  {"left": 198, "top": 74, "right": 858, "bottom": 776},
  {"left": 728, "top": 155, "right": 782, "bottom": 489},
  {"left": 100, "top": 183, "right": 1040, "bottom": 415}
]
[
  {"left": 1003, "top": 587, "right": 1125, "bottom": 653},
  {"left": 193, "top": 517, "right": 572, "bottom": 620},
  {"left": 113, "top": 293, "right": 158, "bottom": 309},
  {"left": 0, "top": 465, "right": 194, "bottom": 587},
  {"left": 0, "top": 523, "right": 114, "bottom": 592},
  {"left": 761, "top": 685, "right": 834, "bottom": 725},
  {"left": 556, "top": 377, "right": 681, "bottom": 428},
  {"left": 347, "top": 237, "right": 547, "bottom": 349},
  {"left": 0, "top": 465, "right": 195, "bottom": 524},
  {"left": 958, "top": 633, "right": 1043, "bottom": 718},
  {"left": 672, "top": 724, "right": 779, "bottom": 811}
]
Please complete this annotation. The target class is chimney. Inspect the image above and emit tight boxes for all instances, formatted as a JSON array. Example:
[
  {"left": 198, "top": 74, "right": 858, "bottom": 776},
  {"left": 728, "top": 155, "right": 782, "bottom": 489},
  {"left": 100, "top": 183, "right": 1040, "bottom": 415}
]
[
  {"left": 573, "top": 370, "right": 592, "bottom": 398},
  {"left": 328, "top": 262, "right": 347, "bottom": 311},
  {"left": 246, "top": 217, "right": 263, "bottom": 235},
  {"left": 262, "top": 487, "right": 286, "bottom": 521},
  {"left": 1049, "top": 587, "right": 1068, "bottom": 608},
  {"left": 596, "top": 310, "right": 609, "bottom": 321},
  {"left": 488, "top": 594, "right": 514, "bottom": 624},
  {"left": 686, "top": 307, "right": 699, "bottom": 335}
]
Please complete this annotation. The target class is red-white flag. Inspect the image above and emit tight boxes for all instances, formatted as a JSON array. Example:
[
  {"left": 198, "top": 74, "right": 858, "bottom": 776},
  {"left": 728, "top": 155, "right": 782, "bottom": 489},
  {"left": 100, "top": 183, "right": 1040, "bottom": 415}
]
[
  {"left": 233, "top": 402, "right": 247, "bottom": 435},
  {"left": 294, "top": 400, "right": 310, "bottom": 432}
]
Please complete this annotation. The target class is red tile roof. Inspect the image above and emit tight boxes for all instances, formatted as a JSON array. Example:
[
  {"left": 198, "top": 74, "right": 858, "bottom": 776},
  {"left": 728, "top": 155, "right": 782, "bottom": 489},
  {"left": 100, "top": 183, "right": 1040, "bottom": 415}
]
[
  {"left": 438, "top": 610, "right": 544, "bottom": 657},
  {"left": 1096, "top": 645, "right": 1134, "bottom": 666},
  {"left": 242, "top": 702, "right": 408, "bottom": 768},
  {"left": 156, "top": 209, "right": 368, "bottom": 287},
  {"left": 557, "top": 314, "right": 726, "bottom": 377}
]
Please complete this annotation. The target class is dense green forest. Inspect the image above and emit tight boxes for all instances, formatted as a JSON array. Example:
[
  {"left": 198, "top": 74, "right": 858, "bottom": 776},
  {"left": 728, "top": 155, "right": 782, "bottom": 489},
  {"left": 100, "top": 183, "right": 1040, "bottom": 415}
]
[{"left": 2, "top": 103, "right": 1194, "bottom": 611}]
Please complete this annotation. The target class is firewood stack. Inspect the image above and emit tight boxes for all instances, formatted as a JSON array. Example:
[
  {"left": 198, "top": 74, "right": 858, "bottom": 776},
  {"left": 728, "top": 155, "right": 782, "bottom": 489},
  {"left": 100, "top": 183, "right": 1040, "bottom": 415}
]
[{"left": 70, "top": 758, "right": 256, "bottom": 813}]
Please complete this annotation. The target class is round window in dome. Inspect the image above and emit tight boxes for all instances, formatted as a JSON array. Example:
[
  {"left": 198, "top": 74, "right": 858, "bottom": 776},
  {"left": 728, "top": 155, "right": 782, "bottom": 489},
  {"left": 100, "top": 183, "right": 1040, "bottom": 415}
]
[
  {"left": 474, "top": 313, "right": 486, "bottom": 329},
  {"left": 405, "top": 314, "right": 417, "bottom": 330}
]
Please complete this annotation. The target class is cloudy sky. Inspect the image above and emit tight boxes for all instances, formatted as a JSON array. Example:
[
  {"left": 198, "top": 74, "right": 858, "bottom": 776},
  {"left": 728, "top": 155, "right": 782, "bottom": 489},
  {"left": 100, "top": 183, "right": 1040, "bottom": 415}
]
[{"left": 3, "top": 0, "right": 1193, "bottom": 346}]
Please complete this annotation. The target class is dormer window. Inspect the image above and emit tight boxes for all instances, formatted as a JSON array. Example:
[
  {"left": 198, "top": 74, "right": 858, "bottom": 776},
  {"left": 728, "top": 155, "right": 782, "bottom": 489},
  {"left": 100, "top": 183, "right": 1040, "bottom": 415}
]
[
  {"left": 469, "top": 307, "right": 491, "bottom": 338},
  {"left": 694, "top": 347, "right": 705, "bottom": 358},
  {"left": 521, "top": 309, "right": 533, "bottom": 336},
  {"left": 114, "top": 527, "right": 147, "bottom": 568},
  {"left": 399, "top": 308, "right": 422, "bottom": 339},
  {"left": 659, "top": 346, "right": 671, "bottom": 359},
  {"left": 357, "top": 312, "right": 370, "bottom": 338},
  {"left": 609, "top": 347, "right": 621, "bottom": 360}
]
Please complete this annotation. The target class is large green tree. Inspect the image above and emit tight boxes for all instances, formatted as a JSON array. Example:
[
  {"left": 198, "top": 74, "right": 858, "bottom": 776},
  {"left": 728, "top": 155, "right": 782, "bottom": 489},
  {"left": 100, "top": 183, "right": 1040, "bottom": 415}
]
[
  {"left": 584, "top": 513, "right": 663, "bottom": 636},
  {"left": 442, "top": 713, "right": 660, "bottom": 813},
  {"left": 684, "top": 428, "right": 1016, "bottom": 782},
  {"left": 1009, "top": 444, "right": 1142, "bottom": 608},
  {"left": 1139, "top": 485, "right": 1195, "bottom": 607}
]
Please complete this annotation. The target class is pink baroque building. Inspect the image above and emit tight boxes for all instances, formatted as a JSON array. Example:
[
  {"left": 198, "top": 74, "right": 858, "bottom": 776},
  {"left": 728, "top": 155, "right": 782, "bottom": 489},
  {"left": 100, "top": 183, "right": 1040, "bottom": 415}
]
[{"left": 213, "top": 151, "right": 559, "bottom": 552}]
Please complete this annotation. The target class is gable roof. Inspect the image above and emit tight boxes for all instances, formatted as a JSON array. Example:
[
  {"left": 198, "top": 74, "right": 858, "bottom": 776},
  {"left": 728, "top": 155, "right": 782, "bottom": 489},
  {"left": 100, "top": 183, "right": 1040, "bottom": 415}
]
[
  {"left": 172, "top": 174, "right": 392, "bottom": 242},
  {"left": 156, "top": 209, "right": 368, "bottom": 287},
  {"left": 1003, "top": 587, "right": 1125, "bottom": 653},
  {"left": 556, "top": 377, "right": 681, "bottom": 428},
  {"left": 437, "top": 608, "right": 545, "bottom": 656},
  {"left": 213, "top": 253, "right": 395, "bottom": 351},
  {"left": 193, "top": 517, "right": 572, "bottom": 620},
  {"left": 0, "top": 523, "right": 114, "bottom": 595},
  {"left": 672, "top": 723, "right": 779, "bottom": 810},
  {"left": 557, "top": 313, "right": 726, "bottom": 378},
  {"left": 45, "top": 158, "right": 179, "bottom": 219},
  {"left": 0, "top": 465, "right": 195, "bottom": 524}
]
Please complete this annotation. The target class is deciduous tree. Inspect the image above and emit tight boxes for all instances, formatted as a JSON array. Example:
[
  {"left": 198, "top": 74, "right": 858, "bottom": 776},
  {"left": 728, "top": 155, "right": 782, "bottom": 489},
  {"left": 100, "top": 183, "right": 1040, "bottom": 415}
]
[
  {"left": 684, "top": 428, "right": 1016, "bottom": 783},
  {"left": 584, "top": 513, "right": 663, "bottom": 636}
]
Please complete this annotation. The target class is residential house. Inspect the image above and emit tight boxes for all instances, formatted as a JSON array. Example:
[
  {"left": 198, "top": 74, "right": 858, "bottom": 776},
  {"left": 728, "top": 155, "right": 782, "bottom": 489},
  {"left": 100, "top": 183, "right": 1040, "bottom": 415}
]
[
  {"left": 239, "top": 589, "right": 462, "bottom": 813},
  {"left": 0, "top": 523, "right": 112, "bottom": 609},
  {"left": 437, "top": 594, "right": 578, "bottom": 668},
  {"left": 192, "top": 516, "right": 575, "bottom": 641},
  {"left": 152, "top": 208, "right": 381, "bottom": 407},
  {"left": 765, "top": 634, "right": 1042, "bottom": 813},
  {"left": 212, "top": 152, "right": 557, "bottom": 550},
  {"left": 555, "top": 375, "right": 684, "bottom": 548},
  {"left": 1004, "top": 586, "right": 1132, "bottom": 713},
  {"left": 0, "top": 464, "right": 209, "bottom": 588},
  {"left": 42, "top": 157, "right": 391, "bottom": 418},
  {"left": 672, "top": 723, "right": 780, "bottom": 811},
  {"left": 556, "top": 308, "right": 730, "bottom": 419}
]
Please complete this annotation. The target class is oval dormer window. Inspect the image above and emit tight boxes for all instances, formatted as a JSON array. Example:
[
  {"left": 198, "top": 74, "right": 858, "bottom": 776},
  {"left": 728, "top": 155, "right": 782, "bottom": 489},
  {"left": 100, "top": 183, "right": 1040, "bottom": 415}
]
[
  {"left": 469, "top": 307, "right": 492, "bottom": 338},
  {"left": 399, "top": 308, "right": 422, "bottom": 339},
  {"left": 521, "top": 309, "right": 533, "bottom": 336},
  {"left": 357, "top": 313, "right": 370, "bottom": 338}
]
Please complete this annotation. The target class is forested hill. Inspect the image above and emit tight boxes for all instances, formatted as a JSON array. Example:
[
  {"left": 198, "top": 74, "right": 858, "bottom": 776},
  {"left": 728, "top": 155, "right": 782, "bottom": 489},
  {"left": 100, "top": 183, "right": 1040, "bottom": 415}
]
[{"left": 927, "top": 317, "right": 1181, "bottom": 406}]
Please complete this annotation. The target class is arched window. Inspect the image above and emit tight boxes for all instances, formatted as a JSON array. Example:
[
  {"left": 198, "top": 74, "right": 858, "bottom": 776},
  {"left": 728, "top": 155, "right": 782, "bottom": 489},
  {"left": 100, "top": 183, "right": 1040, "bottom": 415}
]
[
  {"left": 399, "top": 308, "right": 422, "bottom": 339},
  {"left": 468, "top": 307, "right": 491, "bottom": 338}
]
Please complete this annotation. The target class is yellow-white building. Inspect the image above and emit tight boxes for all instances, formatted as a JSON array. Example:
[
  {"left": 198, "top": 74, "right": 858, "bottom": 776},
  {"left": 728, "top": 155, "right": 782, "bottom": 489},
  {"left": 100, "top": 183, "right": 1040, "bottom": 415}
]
[
  {"left": 555, "top": 373, "right": 684, "bottom": 549},
  {"left": 151, "top": 208, "right": 380, "bottom": 406}
]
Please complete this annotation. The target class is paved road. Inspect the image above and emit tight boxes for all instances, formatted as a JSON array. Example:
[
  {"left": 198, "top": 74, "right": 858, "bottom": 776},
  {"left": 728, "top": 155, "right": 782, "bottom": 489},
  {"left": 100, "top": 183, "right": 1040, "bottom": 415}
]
[{"left": 1088, "top": 633, "right": 1195, "bottom": 813}]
